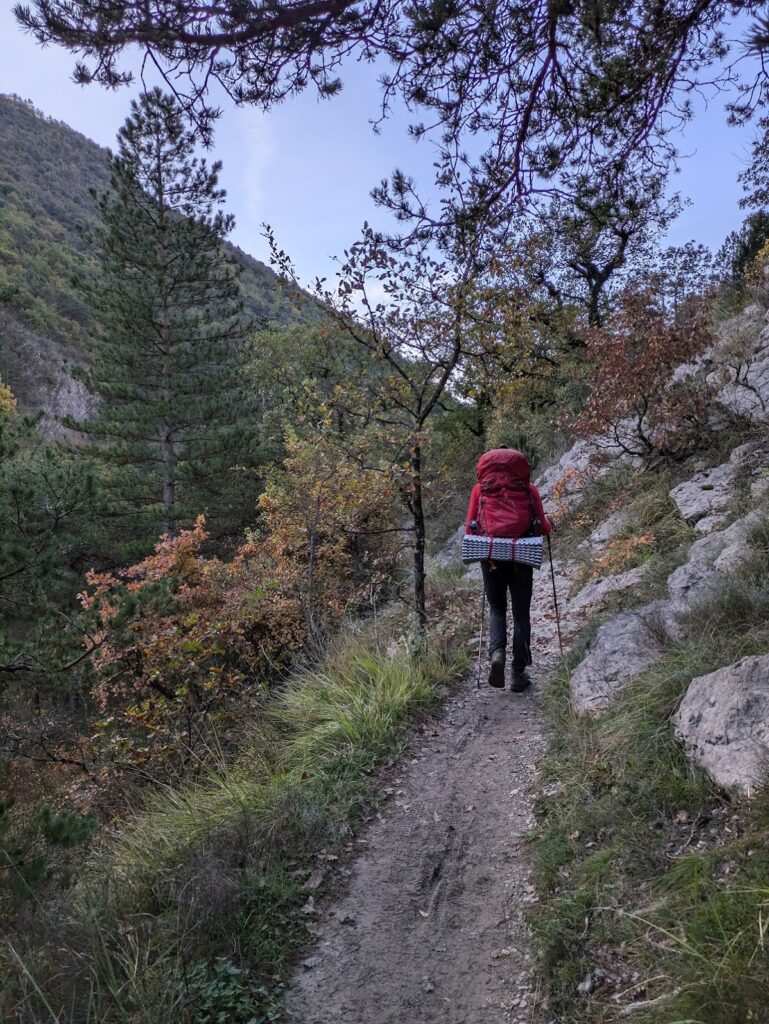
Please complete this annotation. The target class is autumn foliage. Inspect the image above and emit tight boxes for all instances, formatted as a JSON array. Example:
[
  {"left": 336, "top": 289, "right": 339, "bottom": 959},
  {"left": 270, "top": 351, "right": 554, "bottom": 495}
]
[
  {"left": 574, "top": 289, "right": 713, "bottom": 462},
  {"left": 75, "top": 437, "right": 398, "bottom": 784}
]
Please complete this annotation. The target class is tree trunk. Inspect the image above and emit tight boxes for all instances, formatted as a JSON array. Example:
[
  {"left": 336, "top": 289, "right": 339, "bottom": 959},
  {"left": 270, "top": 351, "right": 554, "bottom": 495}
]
[
  {"left": 587, "top": 279, "right": 603, "bottom": 327},
  {"left": 161, "top": 426, "right": 175, "bottom": 535},
  {"left": 411, "top": 439, "right": 427, "bottom": 630},
  {"left": 160, "top": 329, "right": 175, "bottom": 535}
]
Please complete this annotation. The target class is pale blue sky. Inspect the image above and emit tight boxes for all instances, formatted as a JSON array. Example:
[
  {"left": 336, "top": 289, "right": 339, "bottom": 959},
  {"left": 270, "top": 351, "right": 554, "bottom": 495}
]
[{"left": 0, "top": 1, "right": 761, "bottom": 281}]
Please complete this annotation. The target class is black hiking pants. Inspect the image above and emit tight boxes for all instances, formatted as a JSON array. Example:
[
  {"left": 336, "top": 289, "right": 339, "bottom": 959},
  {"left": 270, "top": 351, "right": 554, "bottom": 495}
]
[{"left": 481, "top": 561, "right": 533, "bottom": 671}]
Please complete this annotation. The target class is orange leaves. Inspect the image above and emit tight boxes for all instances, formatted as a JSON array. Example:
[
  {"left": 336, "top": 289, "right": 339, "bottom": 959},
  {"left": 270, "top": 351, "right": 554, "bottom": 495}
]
[
  {"left": 0, "top": 377, "right": 16, "bottom": 417},
  {"left": 82, "top": 516, "right": 288, "bottom": 772},
  {"left": 550, "top": 464, "right": 600, "bottom": 521},
  {"left": 78, "top": 436, "right": 398, "bottom": 781},
  {"left": 573, "top": 288, "right": 713, "bottom": 461},
  {"left": 578, "top": 532, "right": 654, "bottom": 587}
]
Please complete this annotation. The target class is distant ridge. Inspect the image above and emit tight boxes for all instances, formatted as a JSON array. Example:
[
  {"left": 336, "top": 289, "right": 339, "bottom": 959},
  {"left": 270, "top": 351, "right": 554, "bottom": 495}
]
[{"left": 0, "top": 94, "right": 311, "bottom": 425}]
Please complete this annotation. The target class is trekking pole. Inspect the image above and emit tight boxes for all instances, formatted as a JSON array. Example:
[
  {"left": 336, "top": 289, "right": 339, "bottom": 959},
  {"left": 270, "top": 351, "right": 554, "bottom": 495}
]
[
  {"left": 546, "top": 534, "right": 564, "bottom": 658},
  {"left": 476, "top": 583, "right": 486, "bottom": 689}
]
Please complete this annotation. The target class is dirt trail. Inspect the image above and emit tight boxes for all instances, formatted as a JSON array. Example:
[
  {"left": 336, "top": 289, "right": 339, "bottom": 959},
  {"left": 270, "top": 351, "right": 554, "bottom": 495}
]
[{"left": 285, "top": 569, "right": 571, "bottom": 1024}]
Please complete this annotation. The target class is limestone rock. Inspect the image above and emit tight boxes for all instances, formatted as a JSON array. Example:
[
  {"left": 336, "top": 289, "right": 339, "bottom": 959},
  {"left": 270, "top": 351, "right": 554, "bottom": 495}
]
[
  {"left": 666, "top": 509, "right": 763, "bottom": 611},
  {"left": 751, "top": 473, "right": 769, "bottom": 502},
  {"left": 535, "top": 439, "right": 598, "bottom": 508},
  {"left": 694, "top": 513, "right": 728, "bottom": 536},
  {"left": 717, "top": 359, "right": 769, "bottom": 423},
  {"left": 674, "top": 654, "right": 769, "bottom": 794},
  {"left": 571, "top": 507, "right": 764, "bottom": 716},
  {"left": 432, "top": 524, "right": 465, "bottom": 569},
  {"left": 666, "top": 557, "right": 720, "bottom": 612},
  {"left": 569, "top": 604, "right": 666, "bottom": 715},
  {"left": 669, "top": 443, "right": 754, "bottom": 527},
  {"left": 712, "top": 509, "right": 765, "bottom": 575},
  {"left": 742, "top": 303, "right": 764, "bottom": 319},
  {"left": 568, "top": 564, "right": 650, "bottom": 619},
  {"left": 710, "top": 307, "right": 769, "bottom": 423},
  {"left": 586, "top": 511, "right": 625, "bottom": 550}
]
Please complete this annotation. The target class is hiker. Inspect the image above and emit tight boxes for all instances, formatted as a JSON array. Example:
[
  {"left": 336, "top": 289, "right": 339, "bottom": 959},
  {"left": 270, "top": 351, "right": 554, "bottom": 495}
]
[{"left": 465, "top": 447, "right": 553, "bottom": 692}]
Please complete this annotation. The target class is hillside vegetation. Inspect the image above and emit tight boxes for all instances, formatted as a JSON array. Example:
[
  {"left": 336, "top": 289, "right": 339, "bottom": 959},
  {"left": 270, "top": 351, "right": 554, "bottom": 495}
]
[
  {"left": 526, "top": 303, "right": 769, "bottom": 1021},
  {"left": 4, "top": 11, "right": 769, "bottom": 1017},
  {"left": 0, "top": 94, "right": 310, "bottom": 423}
]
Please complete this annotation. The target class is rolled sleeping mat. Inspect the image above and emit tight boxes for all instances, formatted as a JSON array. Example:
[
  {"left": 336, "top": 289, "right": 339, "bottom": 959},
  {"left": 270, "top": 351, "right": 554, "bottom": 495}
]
[{"left": 461, "top": 534, "right": 543, "bottom": 569}]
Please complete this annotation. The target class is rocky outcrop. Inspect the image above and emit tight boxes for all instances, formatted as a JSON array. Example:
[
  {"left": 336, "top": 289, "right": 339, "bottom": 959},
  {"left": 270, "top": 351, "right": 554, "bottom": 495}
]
[
  {"left": 585, "top": 511, "right": 625, "bottom": 551},
  {"left": 667, "top": 508, "right": 765, "bottom": 615},
  {"left": 537, "top": 303, "right": 769, "bottom": 790},
  {"left": 567, "top": 564, "right": 650, "bottom": 619},
  {"left": 674, "top": 654, "right": 769, "bottom": 794},
  {"left": 569, "top": 507, "right": 765, "bottom": 715},
  {"left": 709, "top": 305, "right": 769, "bottom": 424},
  {"left": 536, "top": 438, "right": 599, "bottom": 509},
  {"left": 668, "top": 443, "right": 755, "bottom": 535},
  {"left": 0, "top": 307, "right": 97, "bottom": 436},
  {"left": 714, "top": 327, "right": 769, "bottom": 424},
  {"left": 569, "top": 604, "right": 667, "bottom": 715}
]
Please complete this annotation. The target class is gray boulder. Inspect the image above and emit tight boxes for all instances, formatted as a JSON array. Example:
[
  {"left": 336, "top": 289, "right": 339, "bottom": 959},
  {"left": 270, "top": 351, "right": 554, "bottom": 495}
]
[
  {"left": 570, "top": 508, "right": 765, "bottom": 716},
  {"left": 716, "top": 359, "right": 769, "bottom": 423},
  {"left": 674, "top": 654, "right": 769, "bottom": 794},
  {"left": 568, "top": 564, "right": 650, "bottom": 619},
  {"left": 570, "top": 604, "right": 667, "bottom": 715},
  {"left": 711, "top": 309, "right": 769, "bottom": 423},
  {"left": 666, "top": 558, "right": 720, "bottom": 613},
  {"left": 668, "top": 443, "right": 754, "bottom": 530},
  {"left": 667, "top": 508, "right": 764, "bottom": 612}
]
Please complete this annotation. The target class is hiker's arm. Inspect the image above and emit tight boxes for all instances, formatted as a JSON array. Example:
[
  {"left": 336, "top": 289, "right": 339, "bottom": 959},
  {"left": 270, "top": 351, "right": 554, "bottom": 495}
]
[
  {"left": 529, "top": 484, "right": 553, "bottom": 535},
  {"left": 465, "top": 485, "right": 480, "bottom": 532}
]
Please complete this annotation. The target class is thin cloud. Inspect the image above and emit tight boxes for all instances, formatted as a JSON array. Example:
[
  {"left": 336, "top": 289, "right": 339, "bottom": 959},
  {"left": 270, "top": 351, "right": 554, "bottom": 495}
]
[{"left": 238, "top": 108, "right": 277, "bottom": 223}]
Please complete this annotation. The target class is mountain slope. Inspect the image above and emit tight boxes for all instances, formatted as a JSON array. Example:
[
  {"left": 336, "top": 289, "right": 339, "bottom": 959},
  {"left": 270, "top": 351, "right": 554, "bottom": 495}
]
[{"left": 0, "top": 94, "right": 309, "bottom": 426}]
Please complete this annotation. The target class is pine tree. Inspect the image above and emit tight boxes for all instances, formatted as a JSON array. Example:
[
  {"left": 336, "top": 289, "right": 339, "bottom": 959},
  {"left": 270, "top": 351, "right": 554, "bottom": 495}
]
[
  {"left": 0, "top": 376, "right": 98, "bottom": 682},
  {"left": 73, "top": 88, "right": 260, "bottom": 557}
]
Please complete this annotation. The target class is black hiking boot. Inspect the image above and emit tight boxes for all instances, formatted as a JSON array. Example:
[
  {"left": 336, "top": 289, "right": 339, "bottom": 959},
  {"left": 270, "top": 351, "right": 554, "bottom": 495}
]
[
  {"left": 488, "top": 648, "right": 506, "bottom": 688},
  {"left": 510, "top": 667, "right": 532, "bottom": 693}
]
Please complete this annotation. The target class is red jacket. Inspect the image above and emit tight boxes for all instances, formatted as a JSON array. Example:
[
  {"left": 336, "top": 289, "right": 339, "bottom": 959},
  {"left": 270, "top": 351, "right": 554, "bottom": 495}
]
[{"left": 465, "top": 448, "right": 552, "bottom": 536}]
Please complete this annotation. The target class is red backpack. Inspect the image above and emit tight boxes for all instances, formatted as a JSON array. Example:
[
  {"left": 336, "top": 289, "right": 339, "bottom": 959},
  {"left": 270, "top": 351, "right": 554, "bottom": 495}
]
[{"left": 477, "top": 449, "right": 534, "bottom": 539}]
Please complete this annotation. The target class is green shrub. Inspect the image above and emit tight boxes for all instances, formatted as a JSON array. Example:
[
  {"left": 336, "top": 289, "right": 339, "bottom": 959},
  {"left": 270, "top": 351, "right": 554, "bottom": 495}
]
[{"left": 184, "top": 956, "right": 281, "bottom": 1024}]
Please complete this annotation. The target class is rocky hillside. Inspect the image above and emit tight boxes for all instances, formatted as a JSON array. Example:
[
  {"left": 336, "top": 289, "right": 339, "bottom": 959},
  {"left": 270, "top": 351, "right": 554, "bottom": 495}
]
[
  {"left": 521, "top": 303, "right": 769, "bottom": 1019},
  {"left": 0, "top": 94, "right": 311, "bottom": 429}
]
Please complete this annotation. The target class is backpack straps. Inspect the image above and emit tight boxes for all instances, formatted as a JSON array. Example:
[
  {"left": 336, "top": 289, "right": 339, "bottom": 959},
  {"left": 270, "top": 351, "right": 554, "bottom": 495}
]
[{"left": 528, "top": 490, "right": 542, "bottom": 537}]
